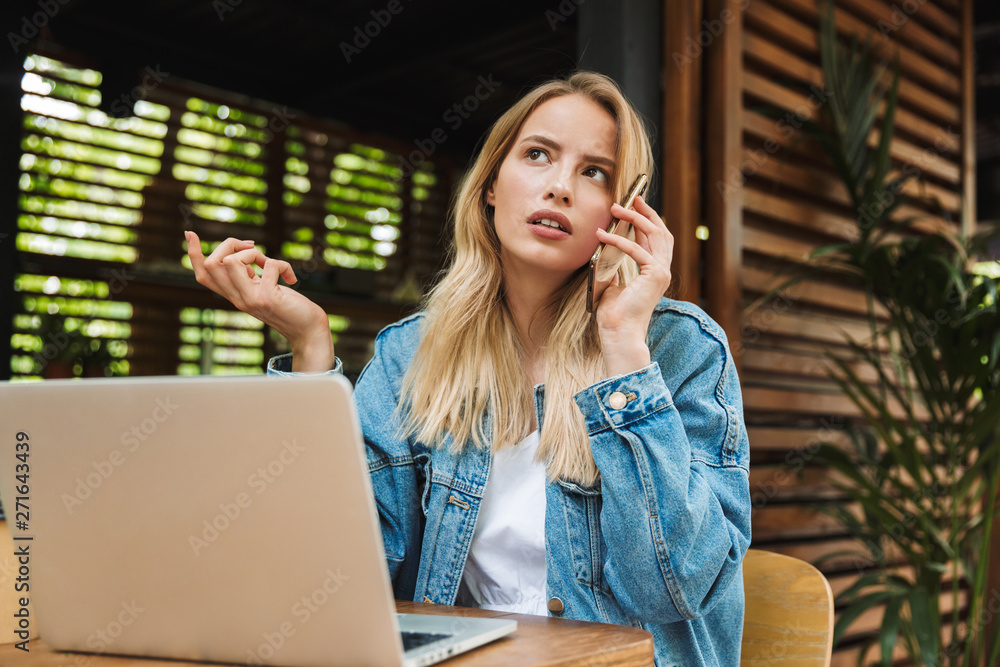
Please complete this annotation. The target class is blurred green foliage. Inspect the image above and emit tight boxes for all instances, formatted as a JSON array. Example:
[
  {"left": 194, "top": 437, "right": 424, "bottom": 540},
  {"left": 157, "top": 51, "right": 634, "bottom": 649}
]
[{"left": 13, "top": 53, "right": 436, "bottom": 379}]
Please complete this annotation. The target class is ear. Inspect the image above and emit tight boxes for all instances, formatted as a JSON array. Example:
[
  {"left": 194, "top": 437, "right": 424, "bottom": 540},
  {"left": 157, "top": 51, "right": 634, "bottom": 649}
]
[{"left": 486, "top": 185, "right": 496, "bottom": 207}]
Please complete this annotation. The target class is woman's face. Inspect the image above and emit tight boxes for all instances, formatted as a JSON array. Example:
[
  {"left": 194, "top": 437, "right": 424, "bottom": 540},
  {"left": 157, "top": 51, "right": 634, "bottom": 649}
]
[{"left": 488, "top": 94, "right": 618, "bottom": 284}]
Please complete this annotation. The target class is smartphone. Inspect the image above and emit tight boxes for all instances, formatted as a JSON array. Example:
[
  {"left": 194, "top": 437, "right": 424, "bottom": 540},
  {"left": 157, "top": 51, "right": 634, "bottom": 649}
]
[{"left": 586, "top": 173, "right": 648, "bottom": 313}]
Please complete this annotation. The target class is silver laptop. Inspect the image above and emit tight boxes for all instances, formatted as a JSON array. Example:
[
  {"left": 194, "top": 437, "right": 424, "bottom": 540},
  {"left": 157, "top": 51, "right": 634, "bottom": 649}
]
[{"left": 0, "top": 374, "right": 515, "bottom": 667}]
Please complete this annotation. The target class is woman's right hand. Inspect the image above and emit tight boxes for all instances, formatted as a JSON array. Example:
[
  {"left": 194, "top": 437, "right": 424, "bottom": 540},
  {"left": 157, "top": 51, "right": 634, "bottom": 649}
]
[{"left": 185, "top": 231, "right": 336, "bottom": 373}]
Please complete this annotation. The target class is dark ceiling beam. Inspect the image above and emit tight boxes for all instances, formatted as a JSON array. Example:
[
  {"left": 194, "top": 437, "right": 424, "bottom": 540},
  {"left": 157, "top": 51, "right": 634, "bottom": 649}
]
[
  {"left": 42, "top": 1, "right": 577, "bottom": 155},
  {"left": 577, "top": 0, "right": 663, "bottom": 210}
]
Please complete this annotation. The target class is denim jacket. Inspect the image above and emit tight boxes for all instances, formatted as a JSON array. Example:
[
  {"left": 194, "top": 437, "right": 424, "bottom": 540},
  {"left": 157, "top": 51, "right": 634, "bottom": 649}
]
[{"left": 269, "top": 297, "right": 751, "bottom": 666}]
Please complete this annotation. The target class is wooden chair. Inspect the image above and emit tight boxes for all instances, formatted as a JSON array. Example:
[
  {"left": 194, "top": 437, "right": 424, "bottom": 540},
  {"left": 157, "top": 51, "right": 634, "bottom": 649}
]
[{"left": 741, "top": 549, "right": 834, "bottom": 666}]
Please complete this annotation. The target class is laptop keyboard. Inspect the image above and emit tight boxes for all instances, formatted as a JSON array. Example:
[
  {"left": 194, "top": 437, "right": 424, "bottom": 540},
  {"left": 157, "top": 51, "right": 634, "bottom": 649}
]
[{"left": 401, "top": 631, "right": 452, "bottom": 651}]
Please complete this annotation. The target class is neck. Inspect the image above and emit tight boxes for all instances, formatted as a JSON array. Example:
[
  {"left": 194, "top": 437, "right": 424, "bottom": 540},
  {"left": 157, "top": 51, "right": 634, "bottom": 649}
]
[{"left": 502, "top": 266, "right": 561, "bottom": 361}]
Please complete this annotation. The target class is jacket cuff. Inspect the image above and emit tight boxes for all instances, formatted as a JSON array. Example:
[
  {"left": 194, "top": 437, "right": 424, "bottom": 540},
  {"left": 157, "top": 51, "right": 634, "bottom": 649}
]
[
  {"left": 573, "top": 362, "right": 673, "bottom": 434},
  {"left": 266, "top": 353, "right": 343, "bottom": 376}
]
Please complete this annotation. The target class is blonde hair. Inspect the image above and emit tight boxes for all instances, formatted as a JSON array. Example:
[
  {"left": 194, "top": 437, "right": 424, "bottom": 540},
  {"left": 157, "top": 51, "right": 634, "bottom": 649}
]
[{"left": 399, "top": 71, "right": 655, "bottom": 485}]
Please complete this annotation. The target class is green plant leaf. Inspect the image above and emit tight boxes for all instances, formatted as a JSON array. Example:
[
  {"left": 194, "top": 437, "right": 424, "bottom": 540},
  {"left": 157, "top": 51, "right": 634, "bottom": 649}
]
[
  {"left": 833, "top": 589, "right": 903, "bottom": 646},
  {"left": 860, "top": 54, "right": 900, "bottom": 235},
  {"left": 907, "top": 586, "right": 941, "bottom": 666},
  {"left": 881, "top": 596, "right": 903, "bottom": 666}
]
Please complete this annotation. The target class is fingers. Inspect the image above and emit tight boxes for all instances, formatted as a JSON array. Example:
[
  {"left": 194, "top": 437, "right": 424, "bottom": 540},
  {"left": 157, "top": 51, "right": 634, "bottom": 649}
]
[
  {"left": 610, "top": 197, "right": 672, "bottom": 259},
  {"left": 184, "top": 232, "right": 329, "bottom": 354},
  {"left": 597, "top": 226, "right": 654, "bottom": 267},
  {"left": 603, "top": 195, "right": 673, "bottom": 291},
  {"left": 222, "top": 247, "right": 267, "bottom": 305},
  {"left": 613, "top": 196, "right": 671, "bottom": 249},
  {"left": 261, "top": 255, "right": 296, "bottom": 287},
  {"left": 221, "top": 247, "right": 296, "bottom": 287},
  {"left": 185, "top": 230, "right": 210, "bottom": 282},
  {"left": 635, "top": 196, "right": 674, "bottom": 270},
  {"left": 186, "top": 231, "right": 254, "bottom": 296},
  {"left": 185, "top": 233, "right": 298, "bottom": 312}
]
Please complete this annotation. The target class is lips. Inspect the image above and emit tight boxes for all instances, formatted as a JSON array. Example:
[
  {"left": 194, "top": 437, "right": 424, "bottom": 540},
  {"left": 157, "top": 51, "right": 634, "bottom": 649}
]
[{"left": 527, "top": 209, "right": 572, "bottom": 234}]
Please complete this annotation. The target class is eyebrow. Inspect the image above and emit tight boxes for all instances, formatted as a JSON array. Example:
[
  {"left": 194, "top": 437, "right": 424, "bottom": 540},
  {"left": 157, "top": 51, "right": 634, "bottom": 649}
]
[{"left": 519, "top": 134, "right": 616, "bottom": 171}]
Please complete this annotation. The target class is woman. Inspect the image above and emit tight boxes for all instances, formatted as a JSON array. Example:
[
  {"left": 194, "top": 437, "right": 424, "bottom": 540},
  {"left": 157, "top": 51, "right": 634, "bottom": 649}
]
[{"left": 186, "top": 71, "right": 751, "bottom": 665}]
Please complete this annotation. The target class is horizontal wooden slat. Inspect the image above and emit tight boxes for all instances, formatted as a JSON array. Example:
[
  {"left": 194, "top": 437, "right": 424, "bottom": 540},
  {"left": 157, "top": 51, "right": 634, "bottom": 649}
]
[
  {"left": 743, "top": 149, "right": 962, "bottom": 232},
  {"left": 742, "top": 30, "right": 961, "bottom": 148},
  {"left": 900, "top": 0, "right": 960, "bottom": 38},
  {"left": 269, "top": 198, "right": 401, "bottom": 228},
  {"left": 18, "top": 149, "right": 159, "bottom": 180},
  {"left": 744, "top": 386, "right": 861, "bottom": 416},
  {"left": 743, "top": 265, "right": 877, "bottom": 317},
  {"left": 742, "top": 373, "right": 845, "bottom": 396},
  {"left": 743, "top": 186, "right": 858, "bottom": 240},
  {"left": 744, "top": 347, "right": 881, "bottom": 385},
  {"left": 742, "top": 338, "right": 874, "bottom": 369},
  {"left": 739, "top": 309, "right": 875, "bottom": 348},
  {"left": 749, "top": 464, "right": 841, "bottom": 500},
  {"left": 912, "top": 2, "right": 962, "bottom": 37},
  {"left": 768, "top": 0, "right": 960, "bottom": 76},
  {"left": 743, "top": 176, "right": 957, "bottom": 263},
  {"left": 741, "top": 110, "right": 963, "bottom": 211},
  {"left": 746, "top": 0, "right": 960, "bottom": 99},
  {"left": 837, "top": 0, "right": 960, "bottom": 68},
  {"left": 743, "top": 347, "right": 835, "bottom": 380},
  {"left": 22, "top": 108, "right": 169, "bottom": 145},
  {"left": 742, "top": 224, "right": 821, "bottom": 264},
  {"left": 748, "top": 426, "right": 854, "bottom": 453},
  {"left": 762, "top": 538, "right": 906, "bottom": 572},
  {"left": 753, "top": 503, "right": 851, "bottom": 540},
  {"left": 759, "top": 539, "right": 866, "bottom": 568},
  {"left": 746, "top": 380, "right": 927, "bottom": 421},
  {"left": 743, "top": 72, "right": 961, "bottom": 183}
]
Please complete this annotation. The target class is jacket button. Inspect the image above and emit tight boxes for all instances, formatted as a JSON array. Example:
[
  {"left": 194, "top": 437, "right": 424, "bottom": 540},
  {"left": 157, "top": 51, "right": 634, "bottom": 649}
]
[
  {"left": 608, "top": 391, "right": 627, "bottom": 410},
  {"left": 547, "top": 597, "right": 564, "bottom": 614}
]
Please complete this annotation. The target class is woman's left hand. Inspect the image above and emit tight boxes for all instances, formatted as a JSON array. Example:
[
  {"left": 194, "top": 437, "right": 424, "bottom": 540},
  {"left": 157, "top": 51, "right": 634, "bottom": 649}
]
[{"left": 594, "top": 195, "right": 674, "bottom": 376}]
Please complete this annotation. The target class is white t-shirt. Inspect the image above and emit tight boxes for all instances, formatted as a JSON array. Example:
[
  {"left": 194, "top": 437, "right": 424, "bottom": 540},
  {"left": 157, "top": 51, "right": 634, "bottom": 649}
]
[{"left": 456, "top": 430, "right": 548, "bottom": 615}]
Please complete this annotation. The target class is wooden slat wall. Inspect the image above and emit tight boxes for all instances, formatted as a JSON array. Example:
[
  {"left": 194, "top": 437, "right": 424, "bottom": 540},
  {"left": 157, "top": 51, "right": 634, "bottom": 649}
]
[
  {"left": 668, "top": 0, "right": 973, "bottom": 662},
  {"left": 15, "top": 50, "right": 453, "bottom": 381},
  {"left": 133, "top": 77, "right": 453, "bottom": 378}
]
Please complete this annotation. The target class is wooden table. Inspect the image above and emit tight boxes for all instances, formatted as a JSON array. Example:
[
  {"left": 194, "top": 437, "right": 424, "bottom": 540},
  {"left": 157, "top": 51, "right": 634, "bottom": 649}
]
[
  {"left": 0, "top": 600, "right": 653, "bottom": 666},
  {"left": 395, "top": 600, "right": 653, "bottom": 666}
]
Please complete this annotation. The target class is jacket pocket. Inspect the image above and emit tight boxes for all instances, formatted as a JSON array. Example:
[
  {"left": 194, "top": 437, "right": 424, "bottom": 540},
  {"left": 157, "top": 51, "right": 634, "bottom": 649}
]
[
  {"left": 556, "top": 478, "right": 602, "bottom": 497},
  {"left": 553, "top": 479, "right": 603, "bottom": 588}
]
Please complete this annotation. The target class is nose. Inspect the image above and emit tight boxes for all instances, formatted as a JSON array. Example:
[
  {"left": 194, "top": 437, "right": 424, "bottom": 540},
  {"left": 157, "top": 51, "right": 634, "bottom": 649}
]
[{"left": 545, "top": 178, "right": 572, "bottom": 204}]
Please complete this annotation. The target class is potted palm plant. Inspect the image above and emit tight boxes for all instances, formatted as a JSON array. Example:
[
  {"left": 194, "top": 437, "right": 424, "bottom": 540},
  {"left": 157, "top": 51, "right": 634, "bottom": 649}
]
[{"left": 761, "top": 2, "right": 1000, "bottom": 664}]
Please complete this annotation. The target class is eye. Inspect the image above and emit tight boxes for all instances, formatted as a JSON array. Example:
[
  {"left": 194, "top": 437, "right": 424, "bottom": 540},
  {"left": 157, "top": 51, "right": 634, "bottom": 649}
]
[
  {"left": 583, "top": 166, "right": 609, "bottom": 183},
  {"left": 526, "top": 148, "right": 549, "bottom": 162}
]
